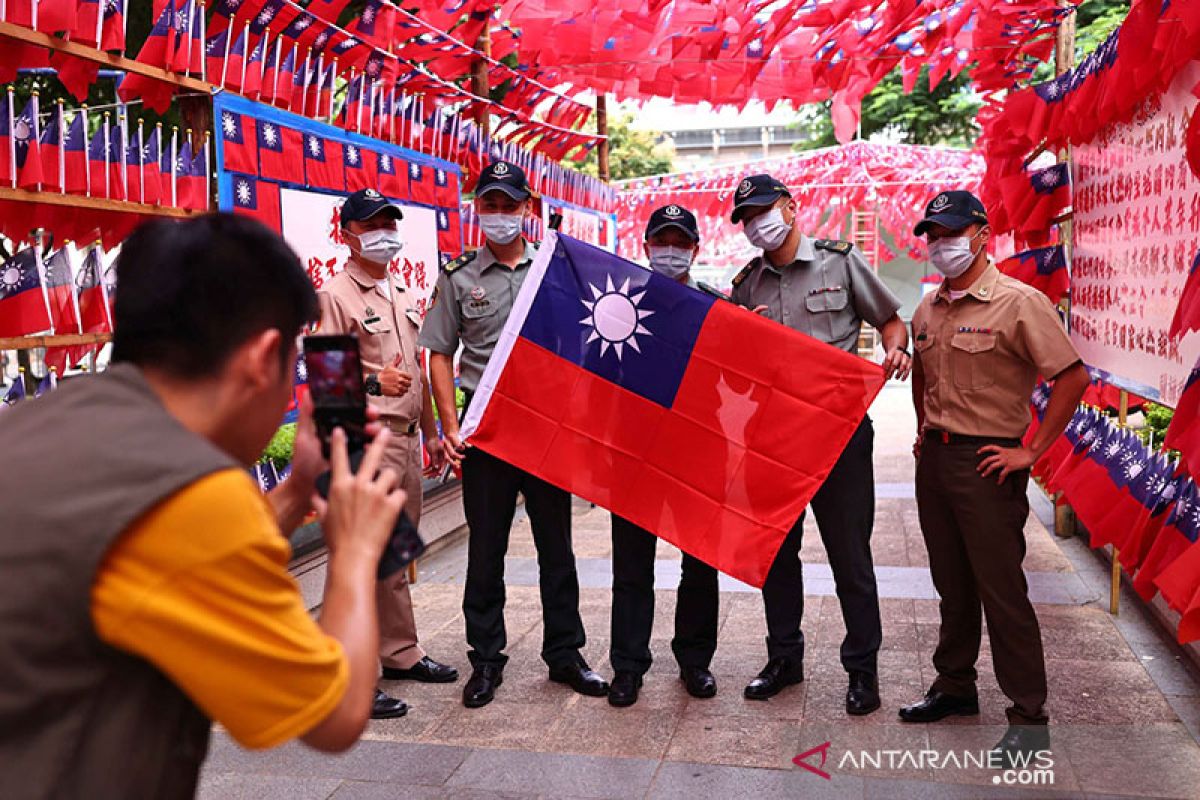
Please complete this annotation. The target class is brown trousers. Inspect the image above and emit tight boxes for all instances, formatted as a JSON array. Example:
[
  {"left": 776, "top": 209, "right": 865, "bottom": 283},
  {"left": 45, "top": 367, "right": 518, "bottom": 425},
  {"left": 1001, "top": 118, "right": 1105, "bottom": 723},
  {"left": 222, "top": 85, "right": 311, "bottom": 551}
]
[
  {"left": 915, "top": 434, "right": 1049, "bottom": 725},
  {"left": 376, "top": 430, "right": 426, "bottom": 671}
]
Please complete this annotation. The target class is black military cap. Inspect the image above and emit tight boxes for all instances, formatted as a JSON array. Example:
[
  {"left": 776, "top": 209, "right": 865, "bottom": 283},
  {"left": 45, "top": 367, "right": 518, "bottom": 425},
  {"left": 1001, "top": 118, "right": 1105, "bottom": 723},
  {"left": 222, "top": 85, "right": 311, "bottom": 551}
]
[
  {"left": 645, "top": 204, "right": 700, "bottom": 242},
  {"left": 730, "top": 174, "right": 791, "bottom": 223},
  {"left": 914, "top": 190, "right": 989, "bottom": 235},
  {"left": 475, "top": 160, "right": 532, "bottom": 200},
  {"left": 340, "top": 188, "right": 403, "bottom": 225}
]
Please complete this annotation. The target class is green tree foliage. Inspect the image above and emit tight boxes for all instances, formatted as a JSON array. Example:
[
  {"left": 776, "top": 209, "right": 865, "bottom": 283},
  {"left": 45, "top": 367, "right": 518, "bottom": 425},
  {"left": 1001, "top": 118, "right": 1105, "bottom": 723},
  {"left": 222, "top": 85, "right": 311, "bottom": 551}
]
[
  {"left": 569, "top": 111, "right": 673, "bottom": 180},
  {"left": 792, "top": 0, "right": 1131, "bottom": 149},
  {"left": 793, "top": 68, "right": 981, "bottom": 149}
]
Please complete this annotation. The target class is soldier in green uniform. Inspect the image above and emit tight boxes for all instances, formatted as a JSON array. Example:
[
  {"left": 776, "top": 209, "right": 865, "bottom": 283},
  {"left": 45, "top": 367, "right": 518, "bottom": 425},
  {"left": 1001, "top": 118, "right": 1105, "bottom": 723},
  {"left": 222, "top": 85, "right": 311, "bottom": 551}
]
[
  {"left": 418, "top": 161, "right": 607, "bottom": 709},
  {"left": 729, "top": 174, "right": 911, "bottom": 716}
]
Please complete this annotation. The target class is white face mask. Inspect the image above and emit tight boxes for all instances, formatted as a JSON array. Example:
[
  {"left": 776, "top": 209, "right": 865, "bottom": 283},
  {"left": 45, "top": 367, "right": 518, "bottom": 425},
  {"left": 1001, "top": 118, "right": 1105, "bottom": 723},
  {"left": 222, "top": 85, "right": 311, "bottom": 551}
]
[
  {"left": 744, "top": 207, "right": 792, "bottom": 252},
  {"left": 479, "top": 213, "right": 524, "bottom": 244},
  {"left": 354, "top": 228, "right": 404, "bottom": 265},
  {"left": 647, "top": 245, "right": 694, "bottom": 280},
  {"left": 928, "top": 228, "right": 987, "bottom": 279}
]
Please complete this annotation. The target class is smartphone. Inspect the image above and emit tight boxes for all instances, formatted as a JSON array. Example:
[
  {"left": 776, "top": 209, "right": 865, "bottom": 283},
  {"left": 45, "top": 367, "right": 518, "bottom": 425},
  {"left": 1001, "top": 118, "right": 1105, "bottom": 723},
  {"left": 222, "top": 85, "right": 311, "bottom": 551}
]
[
  {"left": 304, "top": 334, "right": 426, "bottom": 579},
  {"left": 303, "top": 334, "right": 369, "bottom": 459}
]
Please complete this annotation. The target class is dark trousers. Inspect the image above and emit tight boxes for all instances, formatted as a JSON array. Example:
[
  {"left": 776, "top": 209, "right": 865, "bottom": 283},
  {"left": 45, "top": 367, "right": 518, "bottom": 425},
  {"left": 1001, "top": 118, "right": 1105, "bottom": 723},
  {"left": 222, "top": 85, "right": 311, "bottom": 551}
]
[
  {"left": 609, "top": 514, "right": 719, "bottom": 676},
  {"left": 915, "top": 434, "right": 1048, "bottom": 725},
  {"left": 761, "top": 417, "right": 881, "bottom": 676},
  {"left": 460, "top": 446, "right": 586, "bottom": 670}
]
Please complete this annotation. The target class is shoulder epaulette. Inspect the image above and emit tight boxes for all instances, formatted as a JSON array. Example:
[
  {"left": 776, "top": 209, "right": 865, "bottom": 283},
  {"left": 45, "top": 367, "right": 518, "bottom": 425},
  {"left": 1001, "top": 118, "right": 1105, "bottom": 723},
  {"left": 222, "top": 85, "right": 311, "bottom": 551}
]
[
  {"left": 444, "top": 250, "right": 477, "bottom": 274},
  {"left": 731, "top": 258, "right": 759, "bottom": 288},
  {"left": 814, "top": 238, "right": 853, "bottom": 255}
]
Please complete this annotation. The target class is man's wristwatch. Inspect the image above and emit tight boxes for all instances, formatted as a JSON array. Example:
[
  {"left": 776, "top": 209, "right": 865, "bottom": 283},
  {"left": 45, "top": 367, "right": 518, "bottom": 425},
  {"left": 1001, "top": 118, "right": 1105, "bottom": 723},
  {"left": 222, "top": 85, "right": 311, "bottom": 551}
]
[{"left": 364, "top": 373, "right": 382, "bottom": 396}]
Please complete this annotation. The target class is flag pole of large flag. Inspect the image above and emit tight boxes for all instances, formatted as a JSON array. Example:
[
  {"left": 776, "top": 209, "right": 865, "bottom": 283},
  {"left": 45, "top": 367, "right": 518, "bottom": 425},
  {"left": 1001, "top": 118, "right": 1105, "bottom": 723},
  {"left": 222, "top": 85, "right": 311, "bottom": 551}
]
[{"left": 461, "top": 233, "right": 886, "bottom": 588}]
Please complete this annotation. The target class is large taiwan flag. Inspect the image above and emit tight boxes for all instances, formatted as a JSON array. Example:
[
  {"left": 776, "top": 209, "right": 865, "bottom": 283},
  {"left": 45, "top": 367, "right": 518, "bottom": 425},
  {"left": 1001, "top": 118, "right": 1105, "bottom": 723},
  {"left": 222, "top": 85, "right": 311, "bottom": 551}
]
[{"left": 460, "top": 234, "right": 886, "bottom": 587}]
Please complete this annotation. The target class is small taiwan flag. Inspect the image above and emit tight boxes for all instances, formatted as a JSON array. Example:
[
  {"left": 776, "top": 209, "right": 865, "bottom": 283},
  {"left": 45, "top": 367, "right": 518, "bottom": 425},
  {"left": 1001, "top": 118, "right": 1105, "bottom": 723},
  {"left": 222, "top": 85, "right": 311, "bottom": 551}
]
[{"left": 231, "top": 172, "right": 282, "bottom": 232}]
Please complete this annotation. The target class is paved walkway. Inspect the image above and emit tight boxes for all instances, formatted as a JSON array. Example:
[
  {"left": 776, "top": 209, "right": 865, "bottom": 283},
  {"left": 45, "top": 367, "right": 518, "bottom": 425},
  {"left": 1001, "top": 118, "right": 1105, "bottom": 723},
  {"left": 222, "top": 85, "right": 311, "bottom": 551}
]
[{"left": 201, "top": 384, "right": 1200, "bottom": 799}]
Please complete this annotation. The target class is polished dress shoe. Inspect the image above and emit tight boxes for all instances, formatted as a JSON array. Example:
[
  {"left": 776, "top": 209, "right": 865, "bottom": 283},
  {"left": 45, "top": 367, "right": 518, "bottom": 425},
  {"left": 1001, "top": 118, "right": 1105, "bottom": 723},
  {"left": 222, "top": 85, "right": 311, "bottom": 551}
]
[
  {"left": 549, "top": 660, "right": 610, "bottom": 697},
  {"left": 743, "top": 657, "right": 803, "bottom": 700},
  {"left": 680, "top": 666, "right": 717, "bottom": 699},
  {"left": 898, "top": 689, "right": 979, "bottom": 723},
  {"left": 371, "top": 688, "right": 409, "bottom": 719},
  {"left": 991, "top": 725, "right": 1051, "bottom": 767},
  {"left": 382, "top": 656, "right": 459, "bottom": 683},
  {"left": 846, "top": 671, "right": 880, "bottom": 716},
  {"left": 608, "top": 671, "right": 642, "bottom": 707},
  {"left": 462, "top": 664, "right": 503, "bottom": 709}
]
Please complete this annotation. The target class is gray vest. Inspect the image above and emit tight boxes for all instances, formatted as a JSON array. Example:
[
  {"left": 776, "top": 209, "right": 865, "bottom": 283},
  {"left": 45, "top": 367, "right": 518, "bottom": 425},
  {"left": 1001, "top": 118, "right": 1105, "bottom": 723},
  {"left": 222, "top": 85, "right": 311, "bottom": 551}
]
[{"left": 0, "top": 363, "right": 237, "bottom": 799}]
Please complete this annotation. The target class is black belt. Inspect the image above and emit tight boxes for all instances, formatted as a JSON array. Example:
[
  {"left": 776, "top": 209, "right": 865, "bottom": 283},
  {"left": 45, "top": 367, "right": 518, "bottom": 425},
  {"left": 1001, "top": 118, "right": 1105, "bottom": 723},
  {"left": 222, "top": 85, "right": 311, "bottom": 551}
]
[
  {"left": 387, "top": 419, "right": 419, "bottom": 436},
  {"left": 924, "top": 429, "right": 1021, "bottom": 447}
]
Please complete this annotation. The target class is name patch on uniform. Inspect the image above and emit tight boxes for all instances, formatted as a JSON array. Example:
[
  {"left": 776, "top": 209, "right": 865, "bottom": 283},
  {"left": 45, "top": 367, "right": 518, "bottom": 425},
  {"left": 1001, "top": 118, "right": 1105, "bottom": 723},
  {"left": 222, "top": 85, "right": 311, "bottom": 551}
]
[
  {"left": 364, "top": 315, "right": 382, "bottom": 325},
  {"left": 957, "top": 326, "right": 993, "bottom": 334},
  {"left": 808, "top": 285, "right": 845, "bottom": 296}
]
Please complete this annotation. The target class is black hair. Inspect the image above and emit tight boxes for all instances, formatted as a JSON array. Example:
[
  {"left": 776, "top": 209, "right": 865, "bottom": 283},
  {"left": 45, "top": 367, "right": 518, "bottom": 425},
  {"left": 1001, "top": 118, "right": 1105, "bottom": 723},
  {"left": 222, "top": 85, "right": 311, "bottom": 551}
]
[{"left": 111, "top": 213, "right": 318, "bottom": 378}]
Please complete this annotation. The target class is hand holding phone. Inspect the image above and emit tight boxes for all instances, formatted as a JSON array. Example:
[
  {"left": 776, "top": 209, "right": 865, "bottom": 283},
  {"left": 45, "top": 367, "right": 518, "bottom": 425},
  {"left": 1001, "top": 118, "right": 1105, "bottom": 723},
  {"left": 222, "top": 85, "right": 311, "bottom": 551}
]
[{"left": 311, "top": 427, "right": 404, "bottom": 568}]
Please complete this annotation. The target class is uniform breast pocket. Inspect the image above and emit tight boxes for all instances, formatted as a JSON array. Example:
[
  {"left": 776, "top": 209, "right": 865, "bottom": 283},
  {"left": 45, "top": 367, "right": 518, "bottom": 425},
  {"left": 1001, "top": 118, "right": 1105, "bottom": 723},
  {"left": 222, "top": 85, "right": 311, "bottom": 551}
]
[
  {"left": 405, "top": 308, "right": 423, "bottom": 329},
  {"left": 950, "top": 332, "right": 998, "bottom": 391},
  {"left": 359, "top": 318, "right": 393, "bottom": 337},
  {"left": 914, "top": 334, "right": 937, "bottom": 384},
  {"left": 461, "top": 299, "right": 498, "bottom": 321},
  {"left": 804, "top": 287, "right": 849, "bottom": 313}
]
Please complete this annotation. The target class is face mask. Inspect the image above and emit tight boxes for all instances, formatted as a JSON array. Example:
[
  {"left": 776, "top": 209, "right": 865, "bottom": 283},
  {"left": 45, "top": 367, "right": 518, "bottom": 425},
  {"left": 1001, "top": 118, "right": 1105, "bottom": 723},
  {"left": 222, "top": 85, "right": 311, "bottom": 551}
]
[
  {"left": 928, "top": 228, "right": 986, "bottom": 279},
  {"left": 744, "top": 207, "right": 792, "bottom": 251},
  {"left": 354, "top": 228, "right": 404, "bottom": 265},
  {"left": 647, "top": 245, "right": 693, "bottom": 280},
  {"left": 479, "top": 213, "right": 524, "bottom": 244}
]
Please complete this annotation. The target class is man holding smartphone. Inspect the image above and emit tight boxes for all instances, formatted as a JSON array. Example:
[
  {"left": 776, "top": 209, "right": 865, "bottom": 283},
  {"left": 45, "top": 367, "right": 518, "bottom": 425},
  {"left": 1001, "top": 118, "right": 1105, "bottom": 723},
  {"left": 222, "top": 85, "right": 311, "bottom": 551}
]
[{"left": 318, "top": 189, "right": 457, "bottom": 719}]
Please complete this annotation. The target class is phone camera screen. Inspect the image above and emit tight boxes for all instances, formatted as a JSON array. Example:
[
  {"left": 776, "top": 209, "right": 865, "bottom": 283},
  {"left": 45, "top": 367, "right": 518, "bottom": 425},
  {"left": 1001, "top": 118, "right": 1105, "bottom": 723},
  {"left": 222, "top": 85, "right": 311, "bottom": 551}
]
[{"left": 305, "top": 347, "right": 366, "bottom": 408}]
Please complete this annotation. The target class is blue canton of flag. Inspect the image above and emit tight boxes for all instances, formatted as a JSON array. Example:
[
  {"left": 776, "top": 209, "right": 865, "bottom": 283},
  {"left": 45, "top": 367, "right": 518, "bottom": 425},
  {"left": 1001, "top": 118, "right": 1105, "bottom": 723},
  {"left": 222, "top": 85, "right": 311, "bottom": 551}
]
[{"left": 519, "top": 237, "right": 714, "bottom": 408}]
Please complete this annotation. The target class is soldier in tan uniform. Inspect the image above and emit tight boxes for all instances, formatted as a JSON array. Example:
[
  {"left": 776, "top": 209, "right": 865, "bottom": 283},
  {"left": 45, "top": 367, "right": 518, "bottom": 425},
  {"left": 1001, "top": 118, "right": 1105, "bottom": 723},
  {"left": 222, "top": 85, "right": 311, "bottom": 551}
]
[
  {"left": 899, "top": 190, "right": 1089, "bottom": 764},
  {"left": 317, "top": 189, "right": 458, "bottom": 719}
]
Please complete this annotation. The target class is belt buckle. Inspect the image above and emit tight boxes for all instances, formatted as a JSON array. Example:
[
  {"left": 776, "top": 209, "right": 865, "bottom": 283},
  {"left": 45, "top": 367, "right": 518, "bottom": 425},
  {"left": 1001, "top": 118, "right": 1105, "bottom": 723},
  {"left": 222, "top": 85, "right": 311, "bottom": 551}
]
[{"left": 941, "top": 430, "right": 950, "bottom": 444}]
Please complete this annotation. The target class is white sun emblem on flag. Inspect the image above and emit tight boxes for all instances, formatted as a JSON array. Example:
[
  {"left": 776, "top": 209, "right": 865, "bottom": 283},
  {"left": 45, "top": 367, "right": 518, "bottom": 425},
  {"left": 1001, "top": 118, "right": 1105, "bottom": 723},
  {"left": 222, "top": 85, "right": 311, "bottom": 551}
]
[
  {"left": 380, "top": 154, "right": 392, "bottom": 171},
  {"left": 262, "top": 123, "right": 278, "bottom": 147},
  {"left": 307, "top": 136, "right": 321, "bottom": 157},
  {"left": 222, "top": 112, "right": 238, "bottom": 138},
  {"left": 1039, "top": 169, "right": 1060, "bottom": 188},
  {"left": 362, "top": 4, "right": 375, "bottom": 24},
  {"left": 579, "top": 275, "right": 654, "bottom": 360},
  {"left": 346, "top": 145, "right": 359, "bottom": 164},
  {"left": 1, "top": 264, "right": 22, "bottom": 290},
  {"left": 236, "top": 179, "right": 252, "bottom": 205},
  {"left": 256, "top": 6, "right": 274, "bottom": 25},
  {"left": 314, "top": 30, "right": 330, "bottom": 48}
]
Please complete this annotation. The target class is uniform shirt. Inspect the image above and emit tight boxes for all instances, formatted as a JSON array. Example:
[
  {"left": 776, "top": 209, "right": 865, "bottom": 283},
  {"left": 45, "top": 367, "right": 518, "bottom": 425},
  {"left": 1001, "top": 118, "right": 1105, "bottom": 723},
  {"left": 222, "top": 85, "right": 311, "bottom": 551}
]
[
  {"left": 318, "top": 260, "right": 424, "bottom": 425},
  {"left": 417, "top": 240, "right": 539, "bottom": 393},
  {"left": 729, "top": 235, "right": 901, "bottom": 352},
  {"left": 911, "top": 262, "right": 1082, "bottom": 438},
  {"left": 91, "top": 469, "right": 348, "bottom": 749}
]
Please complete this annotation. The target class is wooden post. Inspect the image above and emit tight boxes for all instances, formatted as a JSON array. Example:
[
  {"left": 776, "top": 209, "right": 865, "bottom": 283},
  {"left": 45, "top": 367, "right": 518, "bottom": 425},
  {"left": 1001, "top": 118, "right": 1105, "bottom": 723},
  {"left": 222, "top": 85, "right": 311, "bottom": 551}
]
[
  {"left": 1109, "top": 389, "right": 1130, "bottom": 615},
  {"left": 596, "top": 94, "right": 610, "bottom": 182},
  {"left": 1055, "top": 2, "right": 1076, "bottom": 261},
  {"left": 470, "top": 24, "right": 491, "bottom": 140}
]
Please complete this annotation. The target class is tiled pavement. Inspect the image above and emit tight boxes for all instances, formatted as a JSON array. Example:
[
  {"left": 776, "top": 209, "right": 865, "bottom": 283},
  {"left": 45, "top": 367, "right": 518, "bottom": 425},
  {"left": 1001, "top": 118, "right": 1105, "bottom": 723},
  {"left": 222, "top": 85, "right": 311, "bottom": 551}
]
[{"left": 200, "top": 384, "right": 1200, "bottom": 799}]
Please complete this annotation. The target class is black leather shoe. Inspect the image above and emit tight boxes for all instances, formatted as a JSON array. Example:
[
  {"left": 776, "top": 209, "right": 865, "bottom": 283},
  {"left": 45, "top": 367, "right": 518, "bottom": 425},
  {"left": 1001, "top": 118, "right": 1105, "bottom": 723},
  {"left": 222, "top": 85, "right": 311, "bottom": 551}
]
[
  {"left": 371, "top": 688, "right": 409, "bottom": 719},
  {"left": 743, "top": 657, "right": 803, "bottom": 700},
  {"left": 680, "top": 666, "right": 717, "bottom": 699},
  {"left": 549, "top": 660, "right": 610, "bottom": 697},
  {"left": 608, "top": 671, "right": 642, "bottom": 707},
  {"left": 898, "top": 689, "right": 979, "bottom": 723},
  {"left": 991, "top": 725, "right": 1051, "bottom": 767},
  {"left": 846, "top": 671, "right": 880, "bottom": 716},
  {"left": 382, "top": 656, "right": 459, "bottom": 683},
  {"left": 462, "top": 664, "right": 503, "bottom": 709}
]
